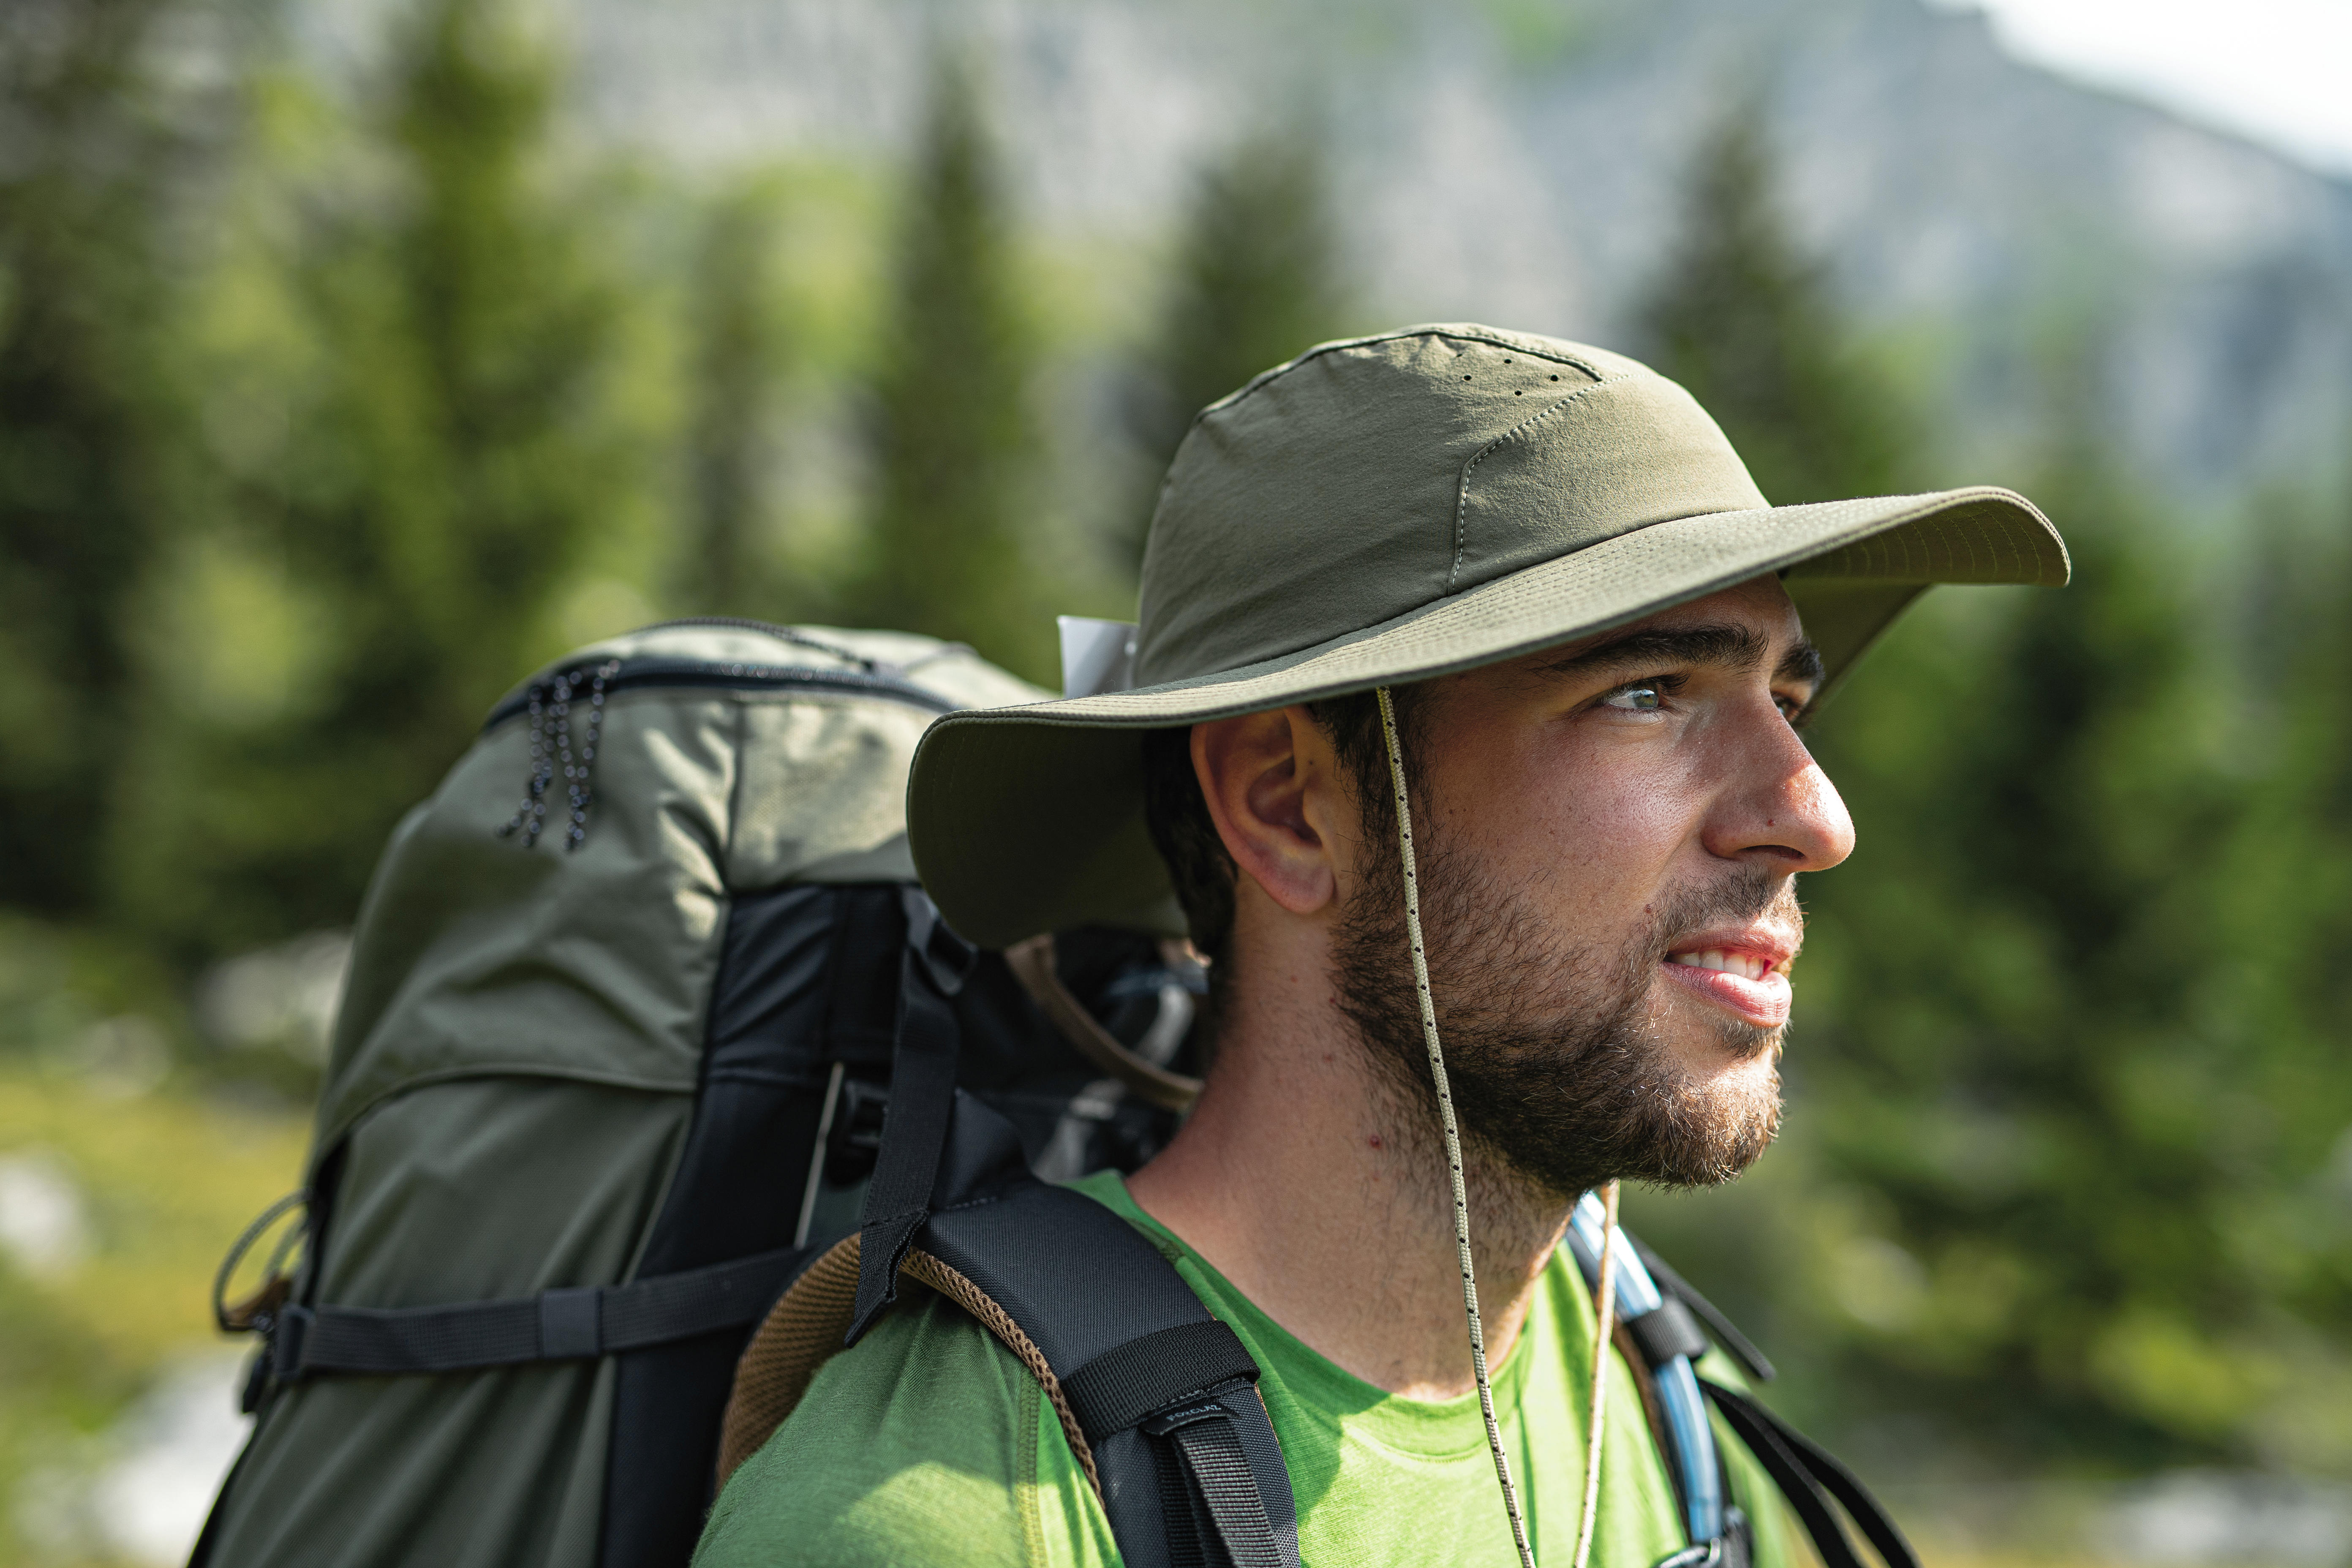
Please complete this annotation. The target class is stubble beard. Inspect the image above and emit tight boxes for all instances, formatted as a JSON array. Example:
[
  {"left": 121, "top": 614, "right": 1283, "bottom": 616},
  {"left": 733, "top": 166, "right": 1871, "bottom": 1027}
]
[{"left": 1331, "top": 823, "right": 1791, "bottom": 1203}]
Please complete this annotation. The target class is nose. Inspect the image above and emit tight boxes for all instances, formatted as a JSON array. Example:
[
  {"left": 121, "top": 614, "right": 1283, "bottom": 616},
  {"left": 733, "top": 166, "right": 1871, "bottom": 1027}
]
[{"left": 1701, "top": 710, "right": 1856, "bottom": 873}]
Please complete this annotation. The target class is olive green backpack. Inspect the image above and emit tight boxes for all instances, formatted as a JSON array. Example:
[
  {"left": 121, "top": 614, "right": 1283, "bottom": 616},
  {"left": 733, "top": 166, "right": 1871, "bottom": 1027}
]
[{"left": 193, "top": 621, "right": 1207, "bottom": 1568}]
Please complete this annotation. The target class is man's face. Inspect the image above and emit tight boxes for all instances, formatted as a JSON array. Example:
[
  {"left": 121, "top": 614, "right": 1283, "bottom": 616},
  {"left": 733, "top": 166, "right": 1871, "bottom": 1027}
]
[{"left": 1330, "top": 575, "right": 1852, "bottom": 1198}]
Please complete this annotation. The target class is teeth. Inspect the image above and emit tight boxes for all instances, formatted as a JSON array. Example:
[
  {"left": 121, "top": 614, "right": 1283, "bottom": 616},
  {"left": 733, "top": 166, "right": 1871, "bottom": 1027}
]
[{"left": 1670, "top": 948, "right": 1771, "bottom": 982}]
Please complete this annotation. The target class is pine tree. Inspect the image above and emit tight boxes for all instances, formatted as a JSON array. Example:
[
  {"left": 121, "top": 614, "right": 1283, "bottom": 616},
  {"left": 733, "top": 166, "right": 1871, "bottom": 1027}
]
[
  {"left": 1636, "top": 102, "right": 1908, "bottom": 504},
  {"left": 683, "top": 178, "right": 792, "bottom": 618},
  {"left": 0, "top": 0, "right": 210, "bottom": 917},
  {"left": 849, "top": 55, "right": 1046, "bottom": 678},
  {"left": 107, "top": 0, "right": 641, "bottom": 958},
  {"left": 1127, "top": 126, "right": 1350, "bottom": 568}
]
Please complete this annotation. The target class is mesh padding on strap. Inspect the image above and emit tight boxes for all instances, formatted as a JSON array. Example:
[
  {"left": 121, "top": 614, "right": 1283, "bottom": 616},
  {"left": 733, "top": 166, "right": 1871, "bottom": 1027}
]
[
  {"left": 901, "top": 1248, "right": 1100, "bottom": 1495},
  {"left": 716, "top": 1235, "right": 862, "bottom": 1486},
  {"left": 715, "top": 1239, "right": 1102, "bottom": 1497}
]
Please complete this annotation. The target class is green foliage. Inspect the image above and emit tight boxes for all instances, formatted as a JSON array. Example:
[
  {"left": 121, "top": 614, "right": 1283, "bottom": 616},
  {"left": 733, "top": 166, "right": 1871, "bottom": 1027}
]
[
  {"left": 107, "top": 0, "right": 651, "bottom": 961},
  {"left": 682, "top": 177, "right": 796, "bottom": 618},
  {"left": 1126, "top": 125, "right": 1351, "bottom": 567},
  {"left": 0, "top": 0, "right": 218, "bottom": 918},
  {"left": 1636, "top": 101, "right": 1910, "bottom": 503},
  {"left": 1778, "top": 461, "right": 2352, "bottom": 1473},
  {"left": 1799, "top": 493, "right": 2247, "bottom": 1464},
  {"left": 1632, "top": 102, "right": 2352, "bottom": 1477},
  {"left": 847, "top": 55, "right": 1050, "bottom": 681}
]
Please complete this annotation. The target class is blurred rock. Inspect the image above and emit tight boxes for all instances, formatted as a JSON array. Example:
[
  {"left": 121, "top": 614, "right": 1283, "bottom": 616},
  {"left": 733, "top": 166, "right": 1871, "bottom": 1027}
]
[
  {"left": 2107, "top": 1470, "right": 2352, "bottom": 1567},
  {"left": 0, "top": 1149, "right": 90, "bottom": 1277},
  {"left": 14, "top": 1350, "right": 252, "bottom": 1567},
  {"left": 68, "top": 1014, "right": 174, "bottom": 1100},
  {"left": 195, "top": 931, "right": 351, "bottom": 1065}
]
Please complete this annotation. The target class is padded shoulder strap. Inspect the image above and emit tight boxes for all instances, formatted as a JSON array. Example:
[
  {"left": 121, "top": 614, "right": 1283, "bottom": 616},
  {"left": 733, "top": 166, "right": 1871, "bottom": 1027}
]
[
  {"left": 923, "top": 1180, "right": 1295, "bottom": 1568},
  {"left": 719, "top": 1094, "right": 1298, "bottom": 1568}
]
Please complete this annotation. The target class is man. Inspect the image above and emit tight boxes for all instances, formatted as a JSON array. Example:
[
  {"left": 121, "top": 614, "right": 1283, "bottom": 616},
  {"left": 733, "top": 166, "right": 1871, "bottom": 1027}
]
[{"left": 696, "top": 324, "right": 2066, "bottom": 1565}]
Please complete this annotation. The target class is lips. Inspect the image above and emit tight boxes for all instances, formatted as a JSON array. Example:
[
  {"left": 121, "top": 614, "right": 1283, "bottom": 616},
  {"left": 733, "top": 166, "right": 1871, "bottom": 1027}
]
[{"left": 1663, "top": 938, "right": 1794, "bottom": 1028}]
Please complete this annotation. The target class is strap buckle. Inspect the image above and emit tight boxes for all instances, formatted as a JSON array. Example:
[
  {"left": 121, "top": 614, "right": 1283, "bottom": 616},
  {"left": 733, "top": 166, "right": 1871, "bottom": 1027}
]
[
  {"left": 270, "top": 1304, "right": 315, "bottom": 1381},
  {"left": 538, "top": 1286, "right": 602, "bottom": 1358},
  {"left": 901, "top": 887, "right": 975, "bottom": 996}
]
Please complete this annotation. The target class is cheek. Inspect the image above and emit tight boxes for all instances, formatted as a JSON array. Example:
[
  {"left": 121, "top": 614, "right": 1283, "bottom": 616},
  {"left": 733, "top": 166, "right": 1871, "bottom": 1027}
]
[{"left": 1443, "top": 726, "right": 1699, "bottom": 918}]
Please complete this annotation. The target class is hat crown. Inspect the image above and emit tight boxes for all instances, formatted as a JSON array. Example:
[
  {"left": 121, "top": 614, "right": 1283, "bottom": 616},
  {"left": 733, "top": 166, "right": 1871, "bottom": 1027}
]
[{"left": 1135, "top": 325, "right": 1768, "bottom": 687}]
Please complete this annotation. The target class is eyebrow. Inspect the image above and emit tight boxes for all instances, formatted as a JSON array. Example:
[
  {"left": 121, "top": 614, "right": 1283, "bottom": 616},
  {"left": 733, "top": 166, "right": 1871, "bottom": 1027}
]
[{"left": 1537, "top": 622, "right": 1825, "bottom": 690}]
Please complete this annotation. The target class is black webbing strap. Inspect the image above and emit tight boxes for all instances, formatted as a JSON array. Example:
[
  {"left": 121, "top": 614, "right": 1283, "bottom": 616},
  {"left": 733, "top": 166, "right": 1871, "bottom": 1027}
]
[
  {"left": 1060, "top": 1317, "right": 1277, "bottom": 1568},
  {"left": 847, "top": 888, "right": 973, "bottom": 1345},
  {"left": 1062, "top": 1320, "right": 1261, "bottom": 1437},
  {"left": 1701, "top": 1380, "right": 1919, "bottom": 1568},
  {"left": 1062, "top": 1321, "right": 1277, "bottom": 1568},
  {"left": 270, "top": 1244, "right": 804, "bottom": 1380},
  {"left": 1146, "top": 1390, "right": 1285, "bottom": 1568}
]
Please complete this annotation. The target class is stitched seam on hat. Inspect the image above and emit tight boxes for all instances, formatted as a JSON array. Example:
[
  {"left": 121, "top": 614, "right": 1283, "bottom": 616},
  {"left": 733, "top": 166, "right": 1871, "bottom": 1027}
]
[
  {"left": 1449, "top": 375, "right": 1631, "bottom": 591},
  {"left": 1202, "top": 327, "right": 1616, "bottom": 422}
]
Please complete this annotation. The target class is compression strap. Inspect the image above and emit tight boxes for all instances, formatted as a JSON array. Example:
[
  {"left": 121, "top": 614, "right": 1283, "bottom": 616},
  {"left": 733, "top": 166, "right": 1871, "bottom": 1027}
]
[{"left": 1375, "top": 687, "right": 1538, "bottom": 1568}]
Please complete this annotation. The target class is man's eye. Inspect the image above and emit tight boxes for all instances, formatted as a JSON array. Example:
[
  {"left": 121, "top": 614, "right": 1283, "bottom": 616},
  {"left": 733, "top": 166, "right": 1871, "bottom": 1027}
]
[{"left": 1601, "top": 681, "right": 1666, "bottom": 712}]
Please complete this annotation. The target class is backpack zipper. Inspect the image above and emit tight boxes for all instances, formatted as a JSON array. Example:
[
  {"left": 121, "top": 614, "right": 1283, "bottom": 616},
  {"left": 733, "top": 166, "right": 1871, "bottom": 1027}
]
[{"left": 482, "top": 654, "right": 958, "bottom": 732}]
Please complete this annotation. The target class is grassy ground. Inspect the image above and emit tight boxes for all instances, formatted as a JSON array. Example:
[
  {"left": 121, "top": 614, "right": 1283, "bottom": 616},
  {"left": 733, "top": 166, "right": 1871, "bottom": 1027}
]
[{"left": 0, "top": 1063, "right": 309, "bottom": 1566}]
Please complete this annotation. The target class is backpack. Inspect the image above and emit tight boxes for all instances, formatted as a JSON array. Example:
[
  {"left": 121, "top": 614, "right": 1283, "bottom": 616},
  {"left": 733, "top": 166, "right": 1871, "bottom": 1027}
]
[{"left": 195, "top": 622, "right": 1208, "bottom": 1568}]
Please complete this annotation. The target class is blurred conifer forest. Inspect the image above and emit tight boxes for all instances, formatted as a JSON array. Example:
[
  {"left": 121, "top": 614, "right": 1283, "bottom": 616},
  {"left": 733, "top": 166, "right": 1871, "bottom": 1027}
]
[{"left": 3, "top": 0, "right": 2352, "bottom": 1557}]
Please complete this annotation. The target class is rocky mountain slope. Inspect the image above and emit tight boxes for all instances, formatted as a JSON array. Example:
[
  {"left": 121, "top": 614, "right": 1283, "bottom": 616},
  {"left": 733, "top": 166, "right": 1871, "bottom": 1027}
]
[{"left": 553, "top": 0, "right": 2352, "bottom": 505}]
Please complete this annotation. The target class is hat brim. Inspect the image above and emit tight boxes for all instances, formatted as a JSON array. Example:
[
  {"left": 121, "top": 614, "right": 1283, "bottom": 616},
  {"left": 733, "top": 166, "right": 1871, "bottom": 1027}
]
[{"left": 910, "top": 485, "right": 2066, "bottom": 947}]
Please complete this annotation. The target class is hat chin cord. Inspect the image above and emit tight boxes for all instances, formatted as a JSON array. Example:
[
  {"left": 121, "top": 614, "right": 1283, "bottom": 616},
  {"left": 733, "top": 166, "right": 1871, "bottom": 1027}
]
[{"left": 1375, "top": 687, "right": 1619, "bottom": 1568}]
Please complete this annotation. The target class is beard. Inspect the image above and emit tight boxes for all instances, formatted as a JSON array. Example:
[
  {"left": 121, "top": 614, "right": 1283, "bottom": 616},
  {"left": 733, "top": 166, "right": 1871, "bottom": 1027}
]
[{"left": 1331, "top": 821, "right": 1791, "bottom": 1201}]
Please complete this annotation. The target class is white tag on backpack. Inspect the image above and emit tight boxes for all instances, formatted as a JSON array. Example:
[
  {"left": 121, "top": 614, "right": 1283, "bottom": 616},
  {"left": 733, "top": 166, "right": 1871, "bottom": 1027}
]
[{"left": 1058, "top": 616, "right": 1138, "bottom": 699}]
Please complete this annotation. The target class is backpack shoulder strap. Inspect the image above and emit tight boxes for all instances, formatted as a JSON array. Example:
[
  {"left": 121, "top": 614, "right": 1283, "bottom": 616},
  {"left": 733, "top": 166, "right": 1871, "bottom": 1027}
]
[
  {"left": 923, "top": 1180, "right": 1294, "bottom": 1568},
  {"left": 717, "top": 1103, "right": 1297, "bottom": 1568}
]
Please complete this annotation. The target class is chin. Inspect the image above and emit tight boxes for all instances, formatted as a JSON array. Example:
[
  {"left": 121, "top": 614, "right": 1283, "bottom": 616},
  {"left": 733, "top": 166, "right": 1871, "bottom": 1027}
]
[
  {"left": 1650, "top": 1034, "right": 1783, "bottom": 1181},
  {"left": 1704, "top": 1053, "right": 1783, "bottom": 1125},
  {"left": 1661, "top": 1009, "right": 1783, "bottom": 1077}
]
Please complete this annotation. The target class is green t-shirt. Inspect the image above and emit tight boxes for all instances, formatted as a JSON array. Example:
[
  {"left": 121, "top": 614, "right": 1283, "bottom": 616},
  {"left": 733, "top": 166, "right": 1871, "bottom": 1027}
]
[{"left": 695, "top": 1172, "right": 1794, "bottom": 1567}]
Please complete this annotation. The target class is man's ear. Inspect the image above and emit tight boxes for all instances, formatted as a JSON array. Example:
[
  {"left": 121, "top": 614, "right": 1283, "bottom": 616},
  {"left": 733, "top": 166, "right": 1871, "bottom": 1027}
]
[{"left": 1192, "top": 707, "right": 1345, "bottom": 916}]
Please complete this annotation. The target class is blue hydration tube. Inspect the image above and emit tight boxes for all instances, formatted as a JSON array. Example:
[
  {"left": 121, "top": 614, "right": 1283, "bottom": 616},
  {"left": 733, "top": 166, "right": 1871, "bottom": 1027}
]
[{"left": 1563, "top": 1192, "right": 1723, "bottom": 1552}]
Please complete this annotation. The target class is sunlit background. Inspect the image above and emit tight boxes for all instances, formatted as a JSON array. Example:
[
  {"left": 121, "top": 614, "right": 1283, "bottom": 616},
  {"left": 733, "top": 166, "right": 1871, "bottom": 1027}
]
[{"left": 5, "top": 0, "right": 2352, "bottom": 1562}]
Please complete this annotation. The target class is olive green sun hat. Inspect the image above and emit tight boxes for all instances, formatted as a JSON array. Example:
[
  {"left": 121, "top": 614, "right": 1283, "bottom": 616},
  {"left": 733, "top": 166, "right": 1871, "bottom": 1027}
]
[{"left": 908, "top": 323, "right": 2067, "bottom": 949}]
